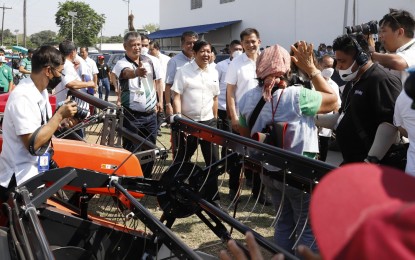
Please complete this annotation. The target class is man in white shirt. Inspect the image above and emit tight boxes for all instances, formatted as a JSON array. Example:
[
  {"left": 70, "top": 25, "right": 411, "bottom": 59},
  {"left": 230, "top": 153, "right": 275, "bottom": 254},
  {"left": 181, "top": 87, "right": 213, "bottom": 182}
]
[
  {"left": 224, "top": 28, "right": 269, "bottom": 204},
  {"left": 112, "top": 31, "right": 158, "bottom": 178},
  {"left": 54, "top": 40, "right": 95, "bottom": 104},
  {"left": 371, "top": 9, "right": 415, "bottom": 85},
  {"left": 172, "top": 40, "right": 220, "bottom": 202},
  {"left": 149, "top": 40, "right": 171, "bottom": 128},
  {"left": 79, "top": 47, "right": 99, "bottom": 95},
  {"left": 0, "top": 46, "right": 77, "bottom": 202}
]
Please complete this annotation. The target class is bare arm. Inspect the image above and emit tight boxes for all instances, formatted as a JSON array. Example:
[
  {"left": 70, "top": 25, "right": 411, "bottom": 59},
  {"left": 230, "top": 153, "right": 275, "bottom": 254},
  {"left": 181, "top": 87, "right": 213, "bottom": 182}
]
[
  {"left": 155, "top": 79, "right": 163, "bottom": 112},
  {"left": 19, "top": 65, "right": 31, "bottom": 75},
  {"left": 172, "top": 91, "right": 181, "bottom": 114},
  {"left": 165, "top": 83, "right": 173, "bottom": 115},
  {"left": 291, "top": 41, "right": 338, "bottom": 113},
  {"left": 398, "top": 126, "right": 408, "bottom": 138},
  {"left": 371, "top": 52, "right": 409, "bottom": 71},
  {"left": 226, "top": 84, "right": 239, "bottom": 131},
  {"left": 66, "top": 80, "right": 95, "bottom": 89},
  {"left": 213, "top": 96, "right": 218, "bottom": 119}
]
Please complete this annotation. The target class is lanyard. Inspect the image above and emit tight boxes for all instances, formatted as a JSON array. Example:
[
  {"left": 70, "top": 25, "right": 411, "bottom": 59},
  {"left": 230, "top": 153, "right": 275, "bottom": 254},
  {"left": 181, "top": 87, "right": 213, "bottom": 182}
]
[{"left": 38, "top": 103, "right": 49, "bottom": 126}]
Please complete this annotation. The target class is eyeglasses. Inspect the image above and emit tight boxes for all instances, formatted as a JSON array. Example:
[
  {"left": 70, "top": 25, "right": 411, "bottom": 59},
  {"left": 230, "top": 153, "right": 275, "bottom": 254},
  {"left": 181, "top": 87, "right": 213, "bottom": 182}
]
[{"left": 51, "top": 67, "right": 65, "bottom": 77}]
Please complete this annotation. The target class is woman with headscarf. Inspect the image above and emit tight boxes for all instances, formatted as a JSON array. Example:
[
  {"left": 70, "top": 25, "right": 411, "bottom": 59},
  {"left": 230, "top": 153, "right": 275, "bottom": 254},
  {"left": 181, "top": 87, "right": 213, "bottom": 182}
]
[{"left": 237, "top": 41, "right": 338, "bottom": 255}]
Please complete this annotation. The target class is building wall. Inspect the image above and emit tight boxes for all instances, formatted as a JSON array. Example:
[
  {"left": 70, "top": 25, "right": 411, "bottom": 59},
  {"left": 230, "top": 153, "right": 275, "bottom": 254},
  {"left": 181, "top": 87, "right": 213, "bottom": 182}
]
[{"left": 159, "top": 0, "right": 415, "bottom": 50}]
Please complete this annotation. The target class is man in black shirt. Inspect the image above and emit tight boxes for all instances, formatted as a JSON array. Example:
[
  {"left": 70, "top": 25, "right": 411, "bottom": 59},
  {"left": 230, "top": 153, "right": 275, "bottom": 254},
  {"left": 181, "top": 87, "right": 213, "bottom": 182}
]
[
  {"left": 96, "top": 55, "right": 111, "bottom": 101},
  {"left": 328, "top": 34, "right": 401, "bottom": 164}
]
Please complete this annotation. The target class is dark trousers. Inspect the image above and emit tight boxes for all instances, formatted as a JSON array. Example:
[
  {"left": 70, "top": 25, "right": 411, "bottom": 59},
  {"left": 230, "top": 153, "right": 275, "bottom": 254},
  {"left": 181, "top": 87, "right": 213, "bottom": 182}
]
[
  {"left": 98, "top": 77, "right": 110, "bottom": 101},
  {"left": 0, "top": 174, "right": 16, "bottom": 202},
  {"left": 175, "top": 118, "right": 219, "bottom": 201},
  {"left": 123, "top": 110, "right": 157, "bottom": 178},
  {"left": 318, "top": 136, "right": 330, "bottom": 162},
  {"left": 218, "top": 109, "right": 241, "bottom": 191}
]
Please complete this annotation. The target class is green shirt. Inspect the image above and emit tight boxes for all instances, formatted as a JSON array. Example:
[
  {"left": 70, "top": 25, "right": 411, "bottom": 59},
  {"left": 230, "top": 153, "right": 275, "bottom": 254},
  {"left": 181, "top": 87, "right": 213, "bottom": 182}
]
[
  {"left": 0, "top": 64, "right": 13, "bottom": 92},
  {"left": 20, "top": 57, "right": 32, "bottom": 78}
]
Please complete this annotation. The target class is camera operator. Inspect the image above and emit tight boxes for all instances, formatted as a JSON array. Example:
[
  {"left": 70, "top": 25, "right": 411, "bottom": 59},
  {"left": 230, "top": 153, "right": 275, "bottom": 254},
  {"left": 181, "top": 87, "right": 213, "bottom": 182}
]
[
  {"left": 370, "top": 9, "right": 415, "bottom": 85},
  {"left": 0, "top": 46, "right": 78, "bottom": 202},
  {"left": 316, "top": 34, "right": 401, "bottom": 165}
]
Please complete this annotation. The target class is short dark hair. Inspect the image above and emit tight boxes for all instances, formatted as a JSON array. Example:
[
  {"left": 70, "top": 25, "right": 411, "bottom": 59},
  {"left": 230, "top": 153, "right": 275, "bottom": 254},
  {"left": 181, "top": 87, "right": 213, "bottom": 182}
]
[
  {"left": 240, "top": 28, "right": 260, "bottom": 41},
  {"left": 79, "top": 46, "right": 89, "bottom": 52},
  {"left": 28, "top": 48, "right": 35, "bottom": 54},
  {"left": 230, "top": 39, "right": 241, "bottom": 47},
  {"left": 149, "top": 40, "right": 160, "bottom": 50},
  {"left": 180, "top": 31, "right": 198, "bottom": 44},
  {"left": 141, "top": 34, "right": 150, "bottom": 41},
  {"left": 333, "top": 34, "right": 369, "bottom": 57},
  {"left": 193, "top": 40, "right": 211, "bottom": 53},
  {"left": 59, "top": 40, "right": 77, "bottom": 56},
  {"left": 31, "top": 45, "right": 65, "bottom": 73},
  {"left": 379, "top": 9, "right": 415, "bottom": 38},
  {"left": 0, "top": 48, "right": 4, "bottom": 54}
]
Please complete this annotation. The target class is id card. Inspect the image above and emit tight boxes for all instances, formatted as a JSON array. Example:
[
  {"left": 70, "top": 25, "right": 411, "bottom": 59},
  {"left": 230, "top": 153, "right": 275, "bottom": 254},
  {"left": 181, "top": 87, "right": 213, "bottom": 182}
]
[
  {"left": 133, "top": 90, "right": 145, "bottom": 103},
  {"left": 38, "top": 151, "right": 50, "bottom": 173}
]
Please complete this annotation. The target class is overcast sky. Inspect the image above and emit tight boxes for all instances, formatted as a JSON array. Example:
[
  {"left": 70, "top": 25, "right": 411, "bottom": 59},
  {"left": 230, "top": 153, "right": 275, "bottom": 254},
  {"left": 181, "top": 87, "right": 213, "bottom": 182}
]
[{"left": 3, "top": 0, "right": 159, "bottom": 36}]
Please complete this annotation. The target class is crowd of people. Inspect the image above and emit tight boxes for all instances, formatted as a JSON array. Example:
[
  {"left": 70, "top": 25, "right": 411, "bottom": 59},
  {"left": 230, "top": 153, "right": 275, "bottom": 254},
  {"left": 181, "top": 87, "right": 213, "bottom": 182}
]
[{"left": 0, "top": 6, "right": 414, "bottom": 259}]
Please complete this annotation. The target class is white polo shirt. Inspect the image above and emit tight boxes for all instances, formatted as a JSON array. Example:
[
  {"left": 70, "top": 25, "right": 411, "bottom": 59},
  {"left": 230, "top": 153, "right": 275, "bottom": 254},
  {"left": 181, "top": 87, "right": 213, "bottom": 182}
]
[
  {"left": 215, "top": 58, "right": 231, "bottom": 111},
  {"left": 84, "top": 56, "right": 99, "bottom": 79},
  {"left": 389, "top": 38, "right": 415, "bottom": 85},
  {"left": 171, "top": 61, "right": 220, "bottom": 121},
  {"left": 55, "top": 59, "right": 81, "bottom": 104},
  {"left": 112, "top": 55, "right": 157, "bottom": 112},
  {"left": 154, "top": 53, "right": 171, "bottom": 90},
  {"left": 0, "top": 78, "right": 52, "bottom": 187},
  {"left": 224, "top": 53, "right": 258, "bottom": 114}
]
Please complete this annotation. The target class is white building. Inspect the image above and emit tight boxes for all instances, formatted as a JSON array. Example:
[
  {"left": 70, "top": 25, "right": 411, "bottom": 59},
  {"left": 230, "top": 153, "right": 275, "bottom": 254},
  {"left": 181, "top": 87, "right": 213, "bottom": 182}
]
[{"left": 150, "top": 0, "right": 415, "bottom": 51}]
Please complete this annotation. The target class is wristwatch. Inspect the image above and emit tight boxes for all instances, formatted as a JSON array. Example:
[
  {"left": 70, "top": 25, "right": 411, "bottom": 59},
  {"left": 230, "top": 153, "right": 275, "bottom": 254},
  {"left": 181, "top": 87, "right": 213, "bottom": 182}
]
[{"left": 364, "top": 156, "right": 380, "bottom": 164}]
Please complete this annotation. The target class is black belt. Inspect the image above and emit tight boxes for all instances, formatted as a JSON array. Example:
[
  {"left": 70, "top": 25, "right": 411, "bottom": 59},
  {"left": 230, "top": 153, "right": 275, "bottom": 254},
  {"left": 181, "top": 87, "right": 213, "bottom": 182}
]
[{"left": 124, "top": 107, "right": 155, "bottom": 117}]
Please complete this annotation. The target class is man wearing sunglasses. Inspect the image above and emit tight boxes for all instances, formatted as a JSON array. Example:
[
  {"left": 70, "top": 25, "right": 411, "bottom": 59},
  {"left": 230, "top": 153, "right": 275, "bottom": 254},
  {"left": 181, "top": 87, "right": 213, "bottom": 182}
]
[
  {"left": 370, "top": 9, "right": 415, "bottom": 85},
  {"left": 0, "top": 46, "right": 78, "bottom": 203}
]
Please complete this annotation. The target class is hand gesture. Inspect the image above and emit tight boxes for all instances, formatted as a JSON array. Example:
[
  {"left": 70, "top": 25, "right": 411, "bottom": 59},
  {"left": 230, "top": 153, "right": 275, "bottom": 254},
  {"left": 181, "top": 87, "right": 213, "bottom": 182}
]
[
  {"left": 58, "top": 97, "right": 77, "bottom": 119},
  {"left": 291, "top": 41, "right": 318, "bottom": 76},
  {"left": 136, "top": 60, "right": 147, "bottom": 78}
]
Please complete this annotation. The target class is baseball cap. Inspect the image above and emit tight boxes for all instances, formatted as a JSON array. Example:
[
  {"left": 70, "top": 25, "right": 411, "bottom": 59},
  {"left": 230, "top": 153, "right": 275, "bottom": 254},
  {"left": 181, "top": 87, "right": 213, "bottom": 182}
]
[
  {"left": 310, "top": 163, "right": 415, "bottom": 259},
  {"left": 98, "top": 55, "right": 104, "bottom": 59}
]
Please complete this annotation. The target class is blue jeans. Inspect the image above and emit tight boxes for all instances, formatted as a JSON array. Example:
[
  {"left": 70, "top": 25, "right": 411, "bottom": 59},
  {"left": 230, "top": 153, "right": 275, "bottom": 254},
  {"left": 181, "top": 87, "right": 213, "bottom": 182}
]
[
  {"left": 98, "top": 77, "right": 110, "bottom": 101},
  {"left": 123, "top": 110, "right": 157, "bottom": 178},
  {"left": 262, "top": 174, "right": 317, "bottom": 255}
]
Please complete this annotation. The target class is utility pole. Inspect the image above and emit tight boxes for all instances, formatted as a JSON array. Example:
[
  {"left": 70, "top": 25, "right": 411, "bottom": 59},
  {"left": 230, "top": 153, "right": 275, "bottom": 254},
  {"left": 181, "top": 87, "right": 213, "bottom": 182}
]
[
  {"left": 68, "top": 11, "right": 77, "bottom": 42},
  {"left": 14, "top": 29, "right": 19, "bottom": 46},
  {"left": 23, "top": 0, "right": 27, "bottom": 47},
  {"left": 122, "top": 0, "right": 130, "bottom": 29},
  {"left": 0, "top": 4, "right": 12, "bottom": 47}
]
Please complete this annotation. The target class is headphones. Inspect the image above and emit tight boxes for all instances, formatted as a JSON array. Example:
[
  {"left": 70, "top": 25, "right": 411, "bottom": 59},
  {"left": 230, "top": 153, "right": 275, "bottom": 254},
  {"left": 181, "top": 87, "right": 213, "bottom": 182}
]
[{"left": 350, "top": 36, "right": 369, "bottom": 66}]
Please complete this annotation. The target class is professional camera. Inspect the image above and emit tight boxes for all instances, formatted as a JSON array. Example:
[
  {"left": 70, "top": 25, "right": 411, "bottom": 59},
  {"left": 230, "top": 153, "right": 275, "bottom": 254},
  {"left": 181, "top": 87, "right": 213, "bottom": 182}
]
[
  {"left": 72, "top": 97, "right": 90, "bottom": 120},
  {"left": 345, "top": 20, "right": 378, "bottom": 35},
  {"left": 57, "top": 97, "right": 90, "bottom": 120}
]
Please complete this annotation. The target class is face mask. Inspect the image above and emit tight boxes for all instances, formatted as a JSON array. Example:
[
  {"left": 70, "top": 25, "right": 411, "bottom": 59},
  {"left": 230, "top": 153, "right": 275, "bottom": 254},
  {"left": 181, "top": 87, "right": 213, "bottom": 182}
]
[
  {"left": 47, "top": 76, "right": 62, "bottom": 90},
  {"left": 232, "top": 50, "right": 242, "bottom": 58},
  {"left": 141, "top": 47, "right": 149, "bottom": 55},
  {"left": 321, "top": 68, "right": 334, "bottom": 79},
  {"left": 338, "top": 60, "right": 358, "bottom": 81}
]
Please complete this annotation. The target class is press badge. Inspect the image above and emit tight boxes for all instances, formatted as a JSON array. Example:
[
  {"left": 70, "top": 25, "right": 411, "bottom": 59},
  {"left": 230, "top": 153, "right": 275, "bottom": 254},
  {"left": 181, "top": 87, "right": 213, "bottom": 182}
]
[
  {"left": 133, "top": 90, "right": 145, "bottom": 103},
  {"left": 37, "top": 151, "right": 50, "bottom": 172}
]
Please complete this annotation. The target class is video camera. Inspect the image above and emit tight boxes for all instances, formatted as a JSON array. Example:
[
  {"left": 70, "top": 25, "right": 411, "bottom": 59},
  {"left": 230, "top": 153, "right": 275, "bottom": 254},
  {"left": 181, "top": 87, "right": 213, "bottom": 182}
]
[{"left": 345, "top": 20, "right": 378, "bottom": 35}]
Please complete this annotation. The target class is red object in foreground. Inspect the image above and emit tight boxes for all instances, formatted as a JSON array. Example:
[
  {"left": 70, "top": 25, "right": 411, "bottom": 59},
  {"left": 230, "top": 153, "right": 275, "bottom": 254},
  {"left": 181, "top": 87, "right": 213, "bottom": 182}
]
[{"left": 0, "top": 93, "right": 57, "bottom": 114}]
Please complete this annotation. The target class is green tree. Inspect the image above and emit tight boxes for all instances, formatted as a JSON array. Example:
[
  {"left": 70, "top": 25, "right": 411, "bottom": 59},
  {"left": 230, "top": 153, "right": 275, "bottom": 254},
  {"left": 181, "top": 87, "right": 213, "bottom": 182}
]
[
  {"left": 30, "top": 30, "right": 58, "bottom": 47},
  {"left": 142, "top": 23, "right": 159, "bottom": 33},
  {"left": 55, "top": 1, "right": 105, "bottom": 46}
]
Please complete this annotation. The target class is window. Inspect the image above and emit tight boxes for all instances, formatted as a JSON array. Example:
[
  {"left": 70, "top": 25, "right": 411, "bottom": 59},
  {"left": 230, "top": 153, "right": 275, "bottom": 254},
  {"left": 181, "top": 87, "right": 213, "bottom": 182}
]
[
  {"left": 220, "top": 0, "right": 235, "bottom": 4},
  {"left": 191, "top": 0, "right": 202, "bottom": 9}
]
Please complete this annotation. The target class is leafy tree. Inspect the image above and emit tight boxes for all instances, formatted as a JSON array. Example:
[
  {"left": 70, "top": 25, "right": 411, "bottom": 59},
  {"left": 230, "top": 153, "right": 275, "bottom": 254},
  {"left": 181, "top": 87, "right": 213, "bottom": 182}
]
[
  {"left": 30, "top": 30, "right": 58, "bottom": 47},
  {"left": 55, "top": 1, "right": 105, "bottom": 46},
  {"left": 142, "top": 23, "right": 159, "bottom": 33}
]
